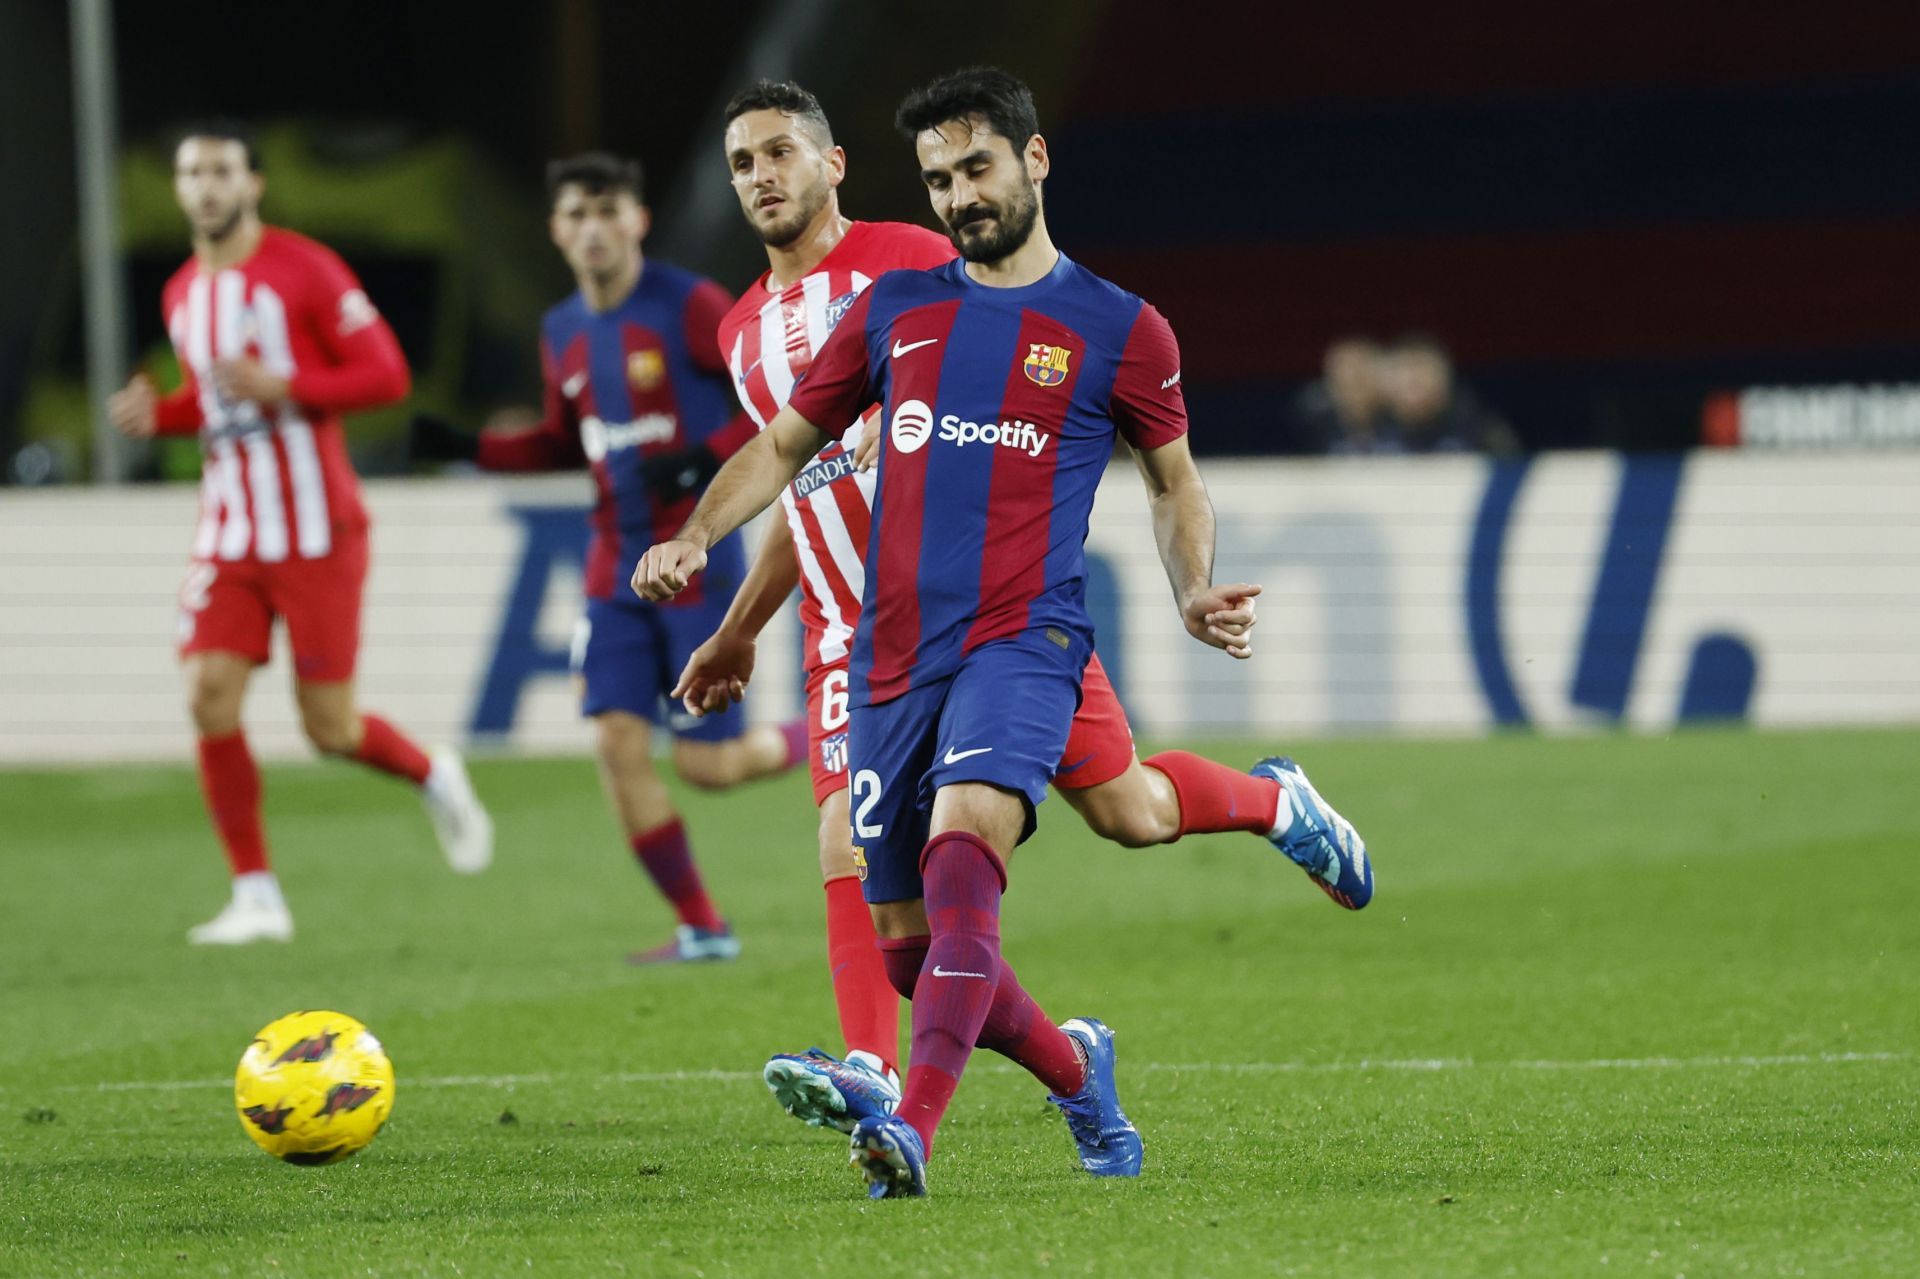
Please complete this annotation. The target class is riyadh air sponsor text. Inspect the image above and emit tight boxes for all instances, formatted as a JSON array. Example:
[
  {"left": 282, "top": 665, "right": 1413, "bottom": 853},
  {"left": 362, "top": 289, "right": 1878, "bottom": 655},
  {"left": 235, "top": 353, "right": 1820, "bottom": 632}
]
[{"left": 793, "top": 449, "right": 860, "bottom": 498}]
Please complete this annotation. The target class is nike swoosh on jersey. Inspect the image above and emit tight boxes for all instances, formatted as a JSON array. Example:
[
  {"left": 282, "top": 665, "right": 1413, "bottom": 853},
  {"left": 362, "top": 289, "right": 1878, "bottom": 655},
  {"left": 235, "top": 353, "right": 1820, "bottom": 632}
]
[
  {"left": 891, "top": 337, "right": 939, "bottom": 358},
  {"left": 563, "top": 372, "right": 588, "bottom": 398},
  {"left": 942, "top": 746, "right": 993, "bottom": 764}
]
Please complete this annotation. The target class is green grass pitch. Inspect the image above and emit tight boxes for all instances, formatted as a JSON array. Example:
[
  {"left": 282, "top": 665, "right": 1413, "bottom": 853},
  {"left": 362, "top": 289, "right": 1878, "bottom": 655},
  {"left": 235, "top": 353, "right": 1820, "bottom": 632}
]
[{"left": 2, "top": 729, "right": 1916, "bottom": 1276}]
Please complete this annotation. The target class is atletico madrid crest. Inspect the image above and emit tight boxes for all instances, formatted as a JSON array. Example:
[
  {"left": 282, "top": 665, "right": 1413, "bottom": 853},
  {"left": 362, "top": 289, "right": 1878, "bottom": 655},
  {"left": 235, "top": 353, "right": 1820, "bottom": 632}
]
[{"left": 1023, "top": 342, "right": 1072, "bottom": 387}]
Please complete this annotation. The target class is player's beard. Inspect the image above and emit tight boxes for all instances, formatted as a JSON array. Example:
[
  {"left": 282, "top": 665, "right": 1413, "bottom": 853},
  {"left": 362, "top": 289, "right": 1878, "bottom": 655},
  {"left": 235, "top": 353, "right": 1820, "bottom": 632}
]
[
  {"left": 753, "top": 170, "right": 832, "bottom": 249},
  {"left": 946, "top": 178, "right": 1039, "bottom": 265},
  {"left": 198, "top": 202, "right": 249, "bottom": 244}
]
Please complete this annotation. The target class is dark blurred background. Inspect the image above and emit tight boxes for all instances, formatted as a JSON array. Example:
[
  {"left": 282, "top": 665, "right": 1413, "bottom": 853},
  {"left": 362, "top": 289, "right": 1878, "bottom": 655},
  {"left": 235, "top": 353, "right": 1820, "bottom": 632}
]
[{"left": 5, "top": 0, "right": 1920, "bottom": 480}]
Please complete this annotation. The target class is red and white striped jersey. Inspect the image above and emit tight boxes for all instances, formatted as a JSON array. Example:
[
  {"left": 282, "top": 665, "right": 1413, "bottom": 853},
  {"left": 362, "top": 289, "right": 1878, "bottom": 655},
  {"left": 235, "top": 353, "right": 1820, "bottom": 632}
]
[
  {"left": 716, "top": 221, "right": 955, "bottom": 668},
  {"left": 154, "top": 227, "right": 411, "bottom": 563}
]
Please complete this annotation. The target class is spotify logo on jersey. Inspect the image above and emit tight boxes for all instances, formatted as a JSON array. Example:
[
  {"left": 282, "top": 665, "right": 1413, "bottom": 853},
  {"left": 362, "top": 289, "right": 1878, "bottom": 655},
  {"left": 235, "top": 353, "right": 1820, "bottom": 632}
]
[{"left": 890, "top": 399, "right": 933, "bottom": 454}]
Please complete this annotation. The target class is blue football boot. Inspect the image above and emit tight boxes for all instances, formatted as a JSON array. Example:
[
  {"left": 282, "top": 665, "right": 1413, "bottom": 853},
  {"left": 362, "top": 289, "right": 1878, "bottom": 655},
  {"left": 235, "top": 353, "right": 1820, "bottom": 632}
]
[
  {"left": 1252, "top": 756, "right": 1373, "bottom": 910},
  {"left": 624, "top": 922, "right": 741, "bottom": 965},
  {"left": 1048, "top": 1017, "right": 1143, "bottom": 1177},
  {"left": 849, "top": 1114, "right": 928, "bottom": 1199},
  {"left": 763, "top": 1048, "right": 900, "bottom": 1135}
]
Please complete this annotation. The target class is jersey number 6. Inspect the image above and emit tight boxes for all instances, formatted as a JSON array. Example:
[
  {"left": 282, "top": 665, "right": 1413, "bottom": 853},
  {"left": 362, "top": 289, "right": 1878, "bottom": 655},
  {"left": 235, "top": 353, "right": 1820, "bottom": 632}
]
[{"left": 821, "top": 668, "right": 850, "bottom": 732}]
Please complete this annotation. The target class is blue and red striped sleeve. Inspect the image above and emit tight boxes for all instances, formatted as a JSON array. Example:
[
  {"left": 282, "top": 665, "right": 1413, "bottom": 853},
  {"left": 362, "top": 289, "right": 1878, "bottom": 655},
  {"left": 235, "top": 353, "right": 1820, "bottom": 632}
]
[
  {"left": 1111, "top": 303, "right": 1189, "bottom": 450},
  {"left": 683, "top": 278, "right": 758, "bottom": 460},
  {"left": 786, "top": 289, "right": 878, "bottom": 432},
  {"left": 477, "top": 332, "right": 584, "bottom": 471}
]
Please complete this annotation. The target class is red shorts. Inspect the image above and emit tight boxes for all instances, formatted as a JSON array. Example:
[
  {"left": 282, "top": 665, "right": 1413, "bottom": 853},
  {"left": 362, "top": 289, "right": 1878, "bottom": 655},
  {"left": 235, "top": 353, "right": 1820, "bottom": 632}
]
[
  {"left": 176, "top": 534, "right": 368, "bottom": 683},
  {"left": 804, "top": 660, "right": 854, "bottom": 805},
  {"left": 1054, "top": 650, "right": 1135, "bottom": 790},
  {"left": 805, "top": 647, "right": 1135, "bottom": 805}
]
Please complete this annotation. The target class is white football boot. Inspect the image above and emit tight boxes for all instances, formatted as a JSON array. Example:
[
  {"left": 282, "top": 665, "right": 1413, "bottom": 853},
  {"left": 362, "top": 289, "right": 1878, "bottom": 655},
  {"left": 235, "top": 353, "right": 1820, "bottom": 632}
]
[
  {"left": 188, "top": 879, "right": 294, "bottom": 945},
  {"left": 423, "top": 746, "right": 493, "bottom": 874}
]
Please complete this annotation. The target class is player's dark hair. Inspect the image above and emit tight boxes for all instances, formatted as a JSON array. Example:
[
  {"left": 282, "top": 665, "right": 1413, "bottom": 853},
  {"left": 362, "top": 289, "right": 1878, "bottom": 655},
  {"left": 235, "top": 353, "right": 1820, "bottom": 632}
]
[
  {"left": 1387, "top": 331, "right": 1451, "bottom": 361},
  {"left": 894, "top": 66, "right": 1039, "bottom": 148},
  {"left": 546, "top": 152, "right": 644, "bottom": 203},
  {"left": 173, "top": 119, "right": 262, "bottom": 171},
  {"left": 723, "top": 79, "right": 833, "bottom": 148}
]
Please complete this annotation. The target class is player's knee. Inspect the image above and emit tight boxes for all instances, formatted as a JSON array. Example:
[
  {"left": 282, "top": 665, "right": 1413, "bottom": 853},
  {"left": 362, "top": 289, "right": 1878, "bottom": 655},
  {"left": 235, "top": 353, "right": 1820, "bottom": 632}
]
[
  {"left": 1100, "top": 808, "right": 1174, "bottom": 848},
  {"left": 672, "top": 744, "right": 738, "bottom": 791},
  {"left": 300, "top": 711, "right": 359, "bottom": 757},
  {"left": 818, "top": 823, "right": 858, "bottom": 882},
  {"left": 1080, "top": 792, "right": 1176, "bottom": 848},
  {"left": 594, "top": 714, "right": 647, "bottom": 767},
  {"left": 186, "top": 676, "right": 243, "bottom": 736},
  {"left": 869, "top": 899, "right": 928, "bottom": 940}
]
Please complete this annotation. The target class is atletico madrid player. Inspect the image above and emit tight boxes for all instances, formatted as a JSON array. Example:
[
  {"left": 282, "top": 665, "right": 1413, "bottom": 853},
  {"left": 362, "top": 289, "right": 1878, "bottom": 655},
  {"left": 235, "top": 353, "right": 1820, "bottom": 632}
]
[
  {"left": 697, "top": 83, "right": 957, "bottom": 1103},
  {"left": 409, "top": 152, "right": 809, "bottom": 963},
  {"left": 107, "top": 122, "right": 492, "bottom": 946},
  {"left": 640, "top": 70, "right": 1375, "bottom": 1198}
]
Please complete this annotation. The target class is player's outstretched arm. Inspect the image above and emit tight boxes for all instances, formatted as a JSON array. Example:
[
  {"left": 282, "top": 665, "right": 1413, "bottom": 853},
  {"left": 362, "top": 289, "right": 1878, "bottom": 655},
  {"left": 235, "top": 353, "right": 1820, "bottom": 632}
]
[
  {"left": 631, "top": 405, "right": 828, "bottom": 602},
  {"left": 1131, "top": 437, "right": 1261, "bottom": 659},
  {"left": 670, "top": 516, "right": 802, "bottom": 715}
]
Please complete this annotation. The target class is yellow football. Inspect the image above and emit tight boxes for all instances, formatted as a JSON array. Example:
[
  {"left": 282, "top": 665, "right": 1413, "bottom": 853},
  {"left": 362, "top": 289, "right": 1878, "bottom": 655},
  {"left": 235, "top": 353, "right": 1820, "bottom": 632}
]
[{"left": 234, "top": 1010, "right": 395, "bottom": 1164}]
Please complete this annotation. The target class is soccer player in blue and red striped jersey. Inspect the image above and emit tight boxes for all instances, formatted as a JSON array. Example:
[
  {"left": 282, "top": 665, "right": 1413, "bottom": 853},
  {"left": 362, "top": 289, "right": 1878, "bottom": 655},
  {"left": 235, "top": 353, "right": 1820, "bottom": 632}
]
[
  {"left": 417, "top": 153, "right": 807, "bottom": 963},
  {"left": 635, "top": 69, "right": 1371, "bottom": 1197}
]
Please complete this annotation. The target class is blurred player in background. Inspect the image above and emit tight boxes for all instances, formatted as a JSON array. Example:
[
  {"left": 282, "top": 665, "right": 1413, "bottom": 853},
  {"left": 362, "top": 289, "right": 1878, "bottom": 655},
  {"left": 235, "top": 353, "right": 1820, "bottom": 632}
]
[
  {"left": 410, "top": 153, "right": 807, "bottom": 964},
  {"left": 694, "top": 81, "right": 957, "bottom": 1106},
  {"left": 667, "top": 81, "right": 1375, "bottom": 1166},
  {"left": 107, "top": 122, "right": 493, "bottom": 946}
]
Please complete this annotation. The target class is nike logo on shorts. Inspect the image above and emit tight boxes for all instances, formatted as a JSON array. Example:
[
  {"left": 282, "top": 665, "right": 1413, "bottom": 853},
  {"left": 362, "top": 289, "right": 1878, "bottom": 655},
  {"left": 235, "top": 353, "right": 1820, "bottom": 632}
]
[{"left": 942, "top": 746, "right": 993, "bottom": 764}]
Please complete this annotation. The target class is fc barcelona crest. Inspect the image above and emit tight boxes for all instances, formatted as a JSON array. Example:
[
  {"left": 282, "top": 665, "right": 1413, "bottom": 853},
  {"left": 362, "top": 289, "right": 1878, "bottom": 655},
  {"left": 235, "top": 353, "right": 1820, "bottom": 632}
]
[
  {"left": 627, "top": 350, "right": 665, "bottom": 391},
  {"left": 1023, "top": 342, "right": 1072, "bottom": 387}
]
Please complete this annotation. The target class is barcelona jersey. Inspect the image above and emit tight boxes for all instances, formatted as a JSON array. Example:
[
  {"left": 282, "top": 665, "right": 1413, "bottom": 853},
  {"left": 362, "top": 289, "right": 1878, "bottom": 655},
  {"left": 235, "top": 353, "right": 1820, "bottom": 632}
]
[
  {"left": 480, "top": 261, "right": 752, "bottom": 601},
  {"left": 787, "top": 252, "right": 1188, "bottom": 707}
]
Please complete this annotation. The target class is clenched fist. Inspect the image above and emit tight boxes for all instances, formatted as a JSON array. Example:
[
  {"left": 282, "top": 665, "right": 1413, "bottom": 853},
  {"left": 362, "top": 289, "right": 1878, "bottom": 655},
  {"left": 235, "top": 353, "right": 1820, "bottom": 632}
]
[{"left": 631, "top": 539, "right": 708, "bottom": 602}]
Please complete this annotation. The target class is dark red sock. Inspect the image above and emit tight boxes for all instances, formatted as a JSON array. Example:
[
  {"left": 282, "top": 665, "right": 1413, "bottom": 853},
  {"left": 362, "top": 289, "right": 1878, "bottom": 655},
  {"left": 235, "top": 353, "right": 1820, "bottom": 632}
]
[
  {"left": 883, "top": 934, "right": 1081, "bottom": 1095},
  {"left": 630, "top": 818, "right": 724, "bottom": 931},
  {"left": 198, "top": 731, "right": 268, "bottom": 876},
  {"left": 825, "top": 876, "right": 898, "bottom": 1072},
  {"left": 895, "top": 832, "right": 1007, "bottom": 1152},
  {"left": 353, "top": 714, "right": 432, "bottom": 785},
  {"left": 878, "top": 934, "right": 929, "bottom": 998},
  {"left": 779, "top": 719, "right": 809, "bottom": 771},
  {"left": 1142, "top": 750, "right": 1280, "bottom": 836},
  {"left": 976, "top": 962, "right": 1085, "bottom": 1096}
]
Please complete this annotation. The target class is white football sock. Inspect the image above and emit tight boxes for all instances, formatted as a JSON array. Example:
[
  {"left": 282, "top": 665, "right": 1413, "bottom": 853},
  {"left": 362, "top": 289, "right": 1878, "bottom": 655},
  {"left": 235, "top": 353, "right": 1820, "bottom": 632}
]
[
  {"left": 232, "top": 871, "right": 286, "bottom": 911},
  {"left": 423, "top": 753, "right": 459, "bottom": 803},
  {"left": 846, "top": 1049, "right": 886, "bottom": 1074},
  {"left": 1269, "top": 780, "right": 1296, "bottom": 839}
]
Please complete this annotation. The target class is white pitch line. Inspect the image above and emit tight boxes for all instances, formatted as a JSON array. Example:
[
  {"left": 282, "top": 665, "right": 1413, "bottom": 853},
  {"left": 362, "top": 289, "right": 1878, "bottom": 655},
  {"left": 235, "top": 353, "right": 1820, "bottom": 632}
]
[
  {"left": 31, "top": 1049, "right": 1910, "bottom": 1096},
  {"left": 1147, "top": 1050, "right": 1911, "bottom": 1074}
]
